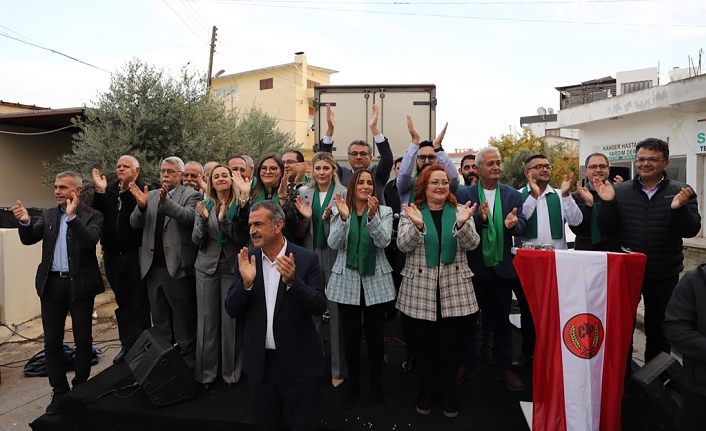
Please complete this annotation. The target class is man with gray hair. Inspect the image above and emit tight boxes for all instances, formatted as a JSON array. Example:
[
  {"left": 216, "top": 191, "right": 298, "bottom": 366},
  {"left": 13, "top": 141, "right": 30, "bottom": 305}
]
[
  {"left": 12, "top": 172, "right": 104, "bottom": 415},
  {"left": 226, "top": 199, "right": 326, "bottom": 430},
  {"left": 130, "top": 156, "right": 202, "bottom": 367},
  {"left": 91, "top": 156, "right": 151, "bottom": 364},
  {"left": 182, "top": 161, "right": 204, "bottom": 191}
]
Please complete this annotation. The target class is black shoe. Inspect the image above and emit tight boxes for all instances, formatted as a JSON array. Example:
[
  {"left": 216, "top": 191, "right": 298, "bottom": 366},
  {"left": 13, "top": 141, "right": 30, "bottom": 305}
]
[
  {"left": 322, "top": 309, "right": 330, "bottom": 323},
  {"left": 113, "top": 350, "right": 128, "bottom": 364},
  {"left": 345, "top": 377, "right": 360, "bottom": 408},
  {"left": 416, "top": 391, "right": 432, "bottom": 415},
  {"left": 442, "top": 394, "right": 458, "bottom": 418},
  {"left": 401, "top": 356, "right": 415, "bottom": 374},
  {"left": 512, "top": 354, "right": 533, "bottom": 370},
  {"left": 46, "top": 391, "right": 67, "bottom": 415},
  {"left": 478, "top": 344, "right": 493, "bottom": 365},
  {"left": 370, "top": 379, "right": 386, "bottom": 410}
]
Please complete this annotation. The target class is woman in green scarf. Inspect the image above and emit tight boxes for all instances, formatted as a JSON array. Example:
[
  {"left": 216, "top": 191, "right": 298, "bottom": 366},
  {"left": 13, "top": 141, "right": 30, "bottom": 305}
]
[
  {"left": 396, "top": 164, "right": 480, "bottom": 418},
  {"left": 192, "top": 164, "right": 250, "bottom": 389},
  {"left": 327, "top": 169, "right": 396, "bottom": 410},
  {"left": 288, "top": 152, "right": 349, "bottom": 389}
]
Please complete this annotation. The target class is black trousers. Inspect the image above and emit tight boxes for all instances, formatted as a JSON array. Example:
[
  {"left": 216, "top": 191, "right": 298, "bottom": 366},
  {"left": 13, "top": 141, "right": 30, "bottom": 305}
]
[
  {"left": 408, "top": 313, "right": 464, "bottom": 396},
  {"left": 641, "top": 274, "right": 679, "bottom": 362},
  {"left": 41, "top": 274, "right": 95, "bottom": 393},
  {"left": 676, "top": 390, "right": 706, "bottom": 431},
  {"left": 248, "top": 350, "right": 319, "bottom": 431},
  {"left": 337, "top": 295, "right": 386, "bottom": 382},
  {"left": 104, "top": 250, "right": 151, "bottom": 350}
]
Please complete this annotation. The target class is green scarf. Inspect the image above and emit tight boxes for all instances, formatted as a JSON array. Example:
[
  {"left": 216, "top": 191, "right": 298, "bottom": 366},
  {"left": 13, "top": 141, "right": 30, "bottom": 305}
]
[
  {"left": 312, "top": 184, "right": 335, "bottom": 248},
  {"left": 586, "top": 183, "right": 602, "bottom": 244},
  {"left": 408, "top": 172, "right": 419, "bottom": 204},
  {"left": 255, "top": 186, "right": 278, "bottom": 203},
  {"left": 478, "top": 186, "right": 504, "bottom": 267},
  {"left": 419, "top": 202, "right": 457, "bottom": 267},
  {"left": 522, "top": 185, "right": 562, "bottom": 240},
  {"left": 346, "top": 209, "right": 376, "bottom": 276},
  {"left": 199, "top": 199, "right": 238, "bottom": 252}
]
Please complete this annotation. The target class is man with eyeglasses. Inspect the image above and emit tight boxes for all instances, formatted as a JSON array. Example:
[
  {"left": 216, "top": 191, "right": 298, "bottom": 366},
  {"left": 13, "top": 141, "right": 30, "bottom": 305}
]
[
  {"left": 397, "top": 116, "right": 458, "bottom": 208},
  {"left": 319, "top": 104, "right": 394, "bottom": 205},
  {"left": 569, "top": 153, "right": 621, "bottom": 251},
  {"left": 129, "top": 156, "right": 202, "bottom": 368},
  {"left": 593, "top": 138, "right": 701, "bottom": 365},
  {"left": 282, "top": 150, "right": 308, "bottom": 192},
  {"left": 90, "top": 155, "right": 151, "bottom": 364},
  {"left": 513, "top": 154, "right": 583, "bottom": 370}
]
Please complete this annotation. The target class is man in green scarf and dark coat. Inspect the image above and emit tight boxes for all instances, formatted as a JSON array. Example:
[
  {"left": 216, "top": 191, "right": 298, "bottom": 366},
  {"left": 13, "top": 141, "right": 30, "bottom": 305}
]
[{"left": 455, "top": 146, "right": 528, "bottom": 391}]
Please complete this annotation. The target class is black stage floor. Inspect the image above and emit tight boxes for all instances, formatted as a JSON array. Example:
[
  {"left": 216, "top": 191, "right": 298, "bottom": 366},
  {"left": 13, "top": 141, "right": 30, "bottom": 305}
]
[{"left": 30, "top": 313, "right": 533, "bottom": 431}]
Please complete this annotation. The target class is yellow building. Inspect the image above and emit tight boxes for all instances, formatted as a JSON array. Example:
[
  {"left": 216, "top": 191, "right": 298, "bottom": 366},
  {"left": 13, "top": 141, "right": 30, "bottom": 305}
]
[{"left": 210, "top": 52, "right": 337, "bottom": 159}]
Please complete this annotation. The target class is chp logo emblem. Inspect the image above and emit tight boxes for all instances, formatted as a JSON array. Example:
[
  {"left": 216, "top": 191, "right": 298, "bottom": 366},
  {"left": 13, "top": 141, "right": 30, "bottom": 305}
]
[{"left": 562, "top": 313, "right": 604, "bottom": 359}]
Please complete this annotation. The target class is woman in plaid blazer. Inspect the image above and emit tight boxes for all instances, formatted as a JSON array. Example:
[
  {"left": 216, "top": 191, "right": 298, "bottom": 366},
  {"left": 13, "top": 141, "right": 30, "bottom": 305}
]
[
  {"left": 395, "top": 164, "right": 480, "bottom": 418},
  {"left": 327, "top": 169, "right": 396, "bottom": 410}
]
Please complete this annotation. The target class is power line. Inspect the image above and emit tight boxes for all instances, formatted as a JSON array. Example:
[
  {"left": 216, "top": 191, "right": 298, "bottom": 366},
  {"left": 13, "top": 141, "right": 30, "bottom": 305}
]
[
  {"left": 0, "top": 125, "right": 77, "bottom": 135},
  {"left": 162, "top": 0, "right": 207, "bottom": 41},
  {"left": 0, "top": 32, "right": 113, "bottom": 74}
]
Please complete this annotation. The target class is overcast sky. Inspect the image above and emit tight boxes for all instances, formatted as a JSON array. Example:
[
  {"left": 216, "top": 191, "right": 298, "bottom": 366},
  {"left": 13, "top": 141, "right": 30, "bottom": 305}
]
[{"left": 1, "top": 0, "right": 705, "bottom": 152}]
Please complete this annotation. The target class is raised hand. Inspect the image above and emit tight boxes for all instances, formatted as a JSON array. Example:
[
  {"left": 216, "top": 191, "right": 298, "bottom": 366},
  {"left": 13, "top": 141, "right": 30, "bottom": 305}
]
[
  {"left": 403, "top": 203, "right": 424, "bottom": 229},
  {"left": 198, "top": 177, "right": 208, "bottom": 194},
  {"left": 560, "top": 173, "right": 575, "bottom": 197},
  {"left": 367, "top": 196, "right": 378, "bottom": 219},
  {"left": 369, "top": 104, "right": 380, "bottom": 135},
  {"left": 11, "top": 200, "right": 29, "bottom": 223},
  {"left": 233, "top": 170, "right": 250, "bottom": 197},
  {"left": 325, "top": 103, "right": 335, "bottom": 137},
  {"left": 433, "top": 122, "right": 448, "bottom": 149},
  {"left": 479, "top": 200, "right": 489, "bottom": 222},
  {"left": 576, "top": 181, "right": 594, "bottom": 206},
  {"left": 92, "top": 168, "right": 107, "bottom": 193},
  {"left": 276, "top": 253, "right": 297, "bottom": 287},
  {"left": 196, "top": 200, "right": 209, "bottom": 219},
  {"left": 322, "top": 205, "right": 333, "bottom": 221},
  {"left": 278, "top": 176, "right": 288, "bottom": 200},
  {"left": 66, "top": 191, "right": 79, "bottom": 218},
  {"left": 527, "top": 177, "right": 541, "bottom": 199},
  {"left": 591, "top": 176, "right": 615, "bottom": 201},
  {"left": 129, "top": 183, "right": 150, "bottom": 209},
  {"left": 504, "top": 207, "right": 518, "bottom": 229},
  {"left": 218, "top": 201, "right": 228, "bottom": 221},
  {"left": 407, "top": 115, "right": 420, "bottom": 145},
  {"left": 671, "top": 187, "right": 693, "bottom": 209},
  {"left": 158, "top": 183, "right": 169, "bottom": 205},
  {"left": 613, "top": 175, "right": 624, "bottom": 184},
  {"left": 333, "top": 192, "right": 349, "bottom": 221},
  {"left": 456, "top": 201, "right": 477, "bottom": 228},
  {"left": 237, "top": 247, "right": 256, "bottom": 290},
  {"left": 295, "top": 195, "right": 312, "bottom": 220}
]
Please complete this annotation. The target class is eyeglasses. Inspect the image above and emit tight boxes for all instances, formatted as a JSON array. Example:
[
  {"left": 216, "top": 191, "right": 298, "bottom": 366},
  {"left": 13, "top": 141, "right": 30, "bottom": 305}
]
[
  {"left": 527, "top": 164, "right": 553, "bottom": 171},
  {"left": 587, "top": 164, "right": 609, "bottom": 170},
  {"left": 429, "top": 180, "right": 450, "bottom": 188},
  {"left": 283, "top": 160, "right": 299, "bottom": 165},
  {"left": 635, "top": 157, "right": 665, "bottom": 164},
  {"left": 160, "top": 168, "right": 181, "bottom": 175},
  {"left": 260, "top": 166, "right": 280, "bottom": 173},
  {"left": 348, "top": 151, "right": 370, "bottom": 158},
  {"left": 417, "top": 155, "right": 438, "bottom": 162}
]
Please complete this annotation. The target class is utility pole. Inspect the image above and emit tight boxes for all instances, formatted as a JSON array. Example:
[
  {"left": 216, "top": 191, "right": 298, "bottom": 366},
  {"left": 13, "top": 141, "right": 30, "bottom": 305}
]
[{"left": 207, "top": 25, "right": 217, "bottom": 90}]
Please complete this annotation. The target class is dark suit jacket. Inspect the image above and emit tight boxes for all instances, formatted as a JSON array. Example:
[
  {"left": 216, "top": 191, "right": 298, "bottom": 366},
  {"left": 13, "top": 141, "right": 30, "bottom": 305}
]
[
  {"left": 130, "top": 184, "right": 201, "bottom": 279},
  {"left": 18, "top": 202, "right": 105, "bottom": 299},
  {"left": 456, "top": 183, "right": 527, "bottom": 279},
  {"left": 225, "top": 241, "right": 326, "bottom": 383}
]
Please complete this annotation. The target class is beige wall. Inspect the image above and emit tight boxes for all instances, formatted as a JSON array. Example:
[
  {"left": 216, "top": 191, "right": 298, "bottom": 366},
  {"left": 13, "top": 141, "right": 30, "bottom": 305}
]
[
  {"left": 0, "top": 229, "right": 41, "bottom": 324},
  {"left": 0, "top": 125, "right": 73, "bottom": 208}
]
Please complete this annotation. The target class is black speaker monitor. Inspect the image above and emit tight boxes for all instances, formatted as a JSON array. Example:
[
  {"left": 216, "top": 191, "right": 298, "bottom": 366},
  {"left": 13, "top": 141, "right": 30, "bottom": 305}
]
[{"left": 125, "top": 328, "right": 198, "bottom": 408}]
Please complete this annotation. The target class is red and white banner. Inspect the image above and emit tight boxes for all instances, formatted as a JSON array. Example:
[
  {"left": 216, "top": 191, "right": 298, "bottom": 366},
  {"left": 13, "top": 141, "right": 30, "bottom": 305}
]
[{"left": 513, "top": 250, "right": 646, "bottom": 431}]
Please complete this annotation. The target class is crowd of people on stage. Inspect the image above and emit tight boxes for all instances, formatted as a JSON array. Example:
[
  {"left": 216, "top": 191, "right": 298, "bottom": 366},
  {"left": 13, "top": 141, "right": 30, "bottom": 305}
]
[{"left": 12, "top": 103, "right": 705, "bottom": 430}]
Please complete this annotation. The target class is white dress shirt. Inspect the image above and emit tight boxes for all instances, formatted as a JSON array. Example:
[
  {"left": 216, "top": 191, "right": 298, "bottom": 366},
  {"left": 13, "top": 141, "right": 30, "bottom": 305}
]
[
  {"left": 261, "top": 239, "right": 288, "bottom": 350},
  {"left": 519, "top": 185, "right": 583, "bottom": 250}
]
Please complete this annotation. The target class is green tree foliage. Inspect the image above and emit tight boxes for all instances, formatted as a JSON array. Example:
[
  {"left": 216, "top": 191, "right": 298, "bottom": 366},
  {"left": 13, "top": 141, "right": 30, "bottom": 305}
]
[
  {"left": 45, "top": 58, "right": 296, "bottom": 191},
  {"left": 487, "top": 128, "right": 579, "bottom": 189}
]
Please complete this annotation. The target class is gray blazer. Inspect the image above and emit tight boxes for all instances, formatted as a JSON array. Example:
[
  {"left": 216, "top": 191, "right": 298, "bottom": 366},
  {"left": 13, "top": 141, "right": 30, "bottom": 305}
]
[
  {"left": 191, "top": 202, "right": 249, "bottom": 275},
  {"left": 130, "top": 184, "right": 202, "bottom": 279},
  {"left": 298, "top": 184, "right": 347, "bottom": 250}
]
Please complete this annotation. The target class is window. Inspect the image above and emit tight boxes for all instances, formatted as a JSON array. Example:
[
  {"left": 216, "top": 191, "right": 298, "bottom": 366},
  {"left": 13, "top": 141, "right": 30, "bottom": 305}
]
[
  {"left": 621, "top": 80, "right": 652, "bottom": 95},
  {"left": 545, "top": 128, "right": 560, "bottom": 137},
  {"left": 213, "top": 86, "right": 237, "bottom": 99},
  {"left": 260, "top": 78, "right": 273, "bottom": 90},
  {"left": 307, "top": 79, "right": 320, "bottom": 89}
]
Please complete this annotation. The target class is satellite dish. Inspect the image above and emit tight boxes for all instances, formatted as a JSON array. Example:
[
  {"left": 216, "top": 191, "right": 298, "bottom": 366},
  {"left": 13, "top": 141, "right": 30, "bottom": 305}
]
[
  {"left": 537, "top": 107, "right": 547, "bottom": 116},
  {"left": 547, "top": 107, "right": 555, "bottom": 114}
]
